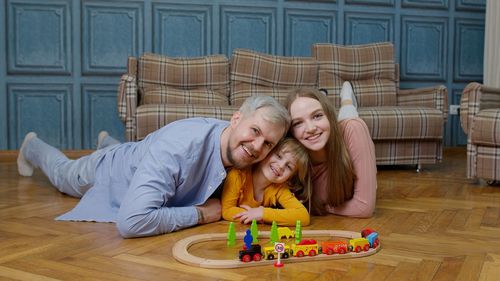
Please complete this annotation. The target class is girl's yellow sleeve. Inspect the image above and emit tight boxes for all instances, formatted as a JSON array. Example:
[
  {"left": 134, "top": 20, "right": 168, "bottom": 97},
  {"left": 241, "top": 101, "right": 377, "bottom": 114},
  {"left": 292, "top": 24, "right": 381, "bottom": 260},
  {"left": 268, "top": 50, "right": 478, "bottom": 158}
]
[
  {"left": 221, "top": 169, "right": 246, "bottom": 222},
  {"left": 262, "top": 186, "right": 310, "bottom": 226}
]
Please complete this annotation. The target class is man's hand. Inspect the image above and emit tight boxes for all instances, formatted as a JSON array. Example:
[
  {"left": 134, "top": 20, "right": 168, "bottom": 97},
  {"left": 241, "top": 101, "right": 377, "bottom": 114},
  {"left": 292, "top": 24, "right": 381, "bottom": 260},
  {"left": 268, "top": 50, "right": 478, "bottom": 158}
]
[
  {"left": 232, "top": 205, "right": 264, "bottom": 224},
  {"left": 196, "top": 198, "right": 221, "bottom": 224}
]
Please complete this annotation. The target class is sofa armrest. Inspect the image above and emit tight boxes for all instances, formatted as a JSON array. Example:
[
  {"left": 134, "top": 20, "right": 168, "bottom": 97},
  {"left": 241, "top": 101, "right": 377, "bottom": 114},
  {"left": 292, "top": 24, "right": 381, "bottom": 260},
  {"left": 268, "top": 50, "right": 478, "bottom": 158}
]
[
  {"left": 398, "top": 85, "right": 448, "bottom": 122},
  {"left": 460, "top": 82, "right": 500, "bottom": 134},
  {"left": 117, "top": 73, "right": 138, "bottom": 141}
]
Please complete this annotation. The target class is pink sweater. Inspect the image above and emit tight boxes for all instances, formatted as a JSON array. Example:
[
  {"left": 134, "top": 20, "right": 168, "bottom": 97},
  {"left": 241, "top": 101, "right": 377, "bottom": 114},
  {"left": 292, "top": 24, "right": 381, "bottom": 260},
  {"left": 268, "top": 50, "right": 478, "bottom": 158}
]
[{"left": 312, "top": 118, "right": 377, "bottom": 218}]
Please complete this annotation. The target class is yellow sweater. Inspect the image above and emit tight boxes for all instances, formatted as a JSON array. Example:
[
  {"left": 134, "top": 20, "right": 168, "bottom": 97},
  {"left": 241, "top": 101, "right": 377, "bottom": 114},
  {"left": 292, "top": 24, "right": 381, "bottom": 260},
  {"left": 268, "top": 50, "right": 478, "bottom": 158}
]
[{"left": 221, "top": 168, "right": 310, "bottom": 226}]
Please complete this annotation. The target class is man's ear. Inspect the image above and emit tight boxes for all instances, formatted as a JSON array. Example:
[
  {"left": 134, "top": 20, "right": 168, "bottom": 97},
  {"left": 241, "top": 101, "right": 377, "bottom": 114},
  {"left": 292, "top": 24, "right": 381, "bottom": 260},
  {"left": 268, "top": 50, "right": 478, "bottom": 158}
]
[{"left": 230, "top": 111, "right": 242, "bottom": 127}]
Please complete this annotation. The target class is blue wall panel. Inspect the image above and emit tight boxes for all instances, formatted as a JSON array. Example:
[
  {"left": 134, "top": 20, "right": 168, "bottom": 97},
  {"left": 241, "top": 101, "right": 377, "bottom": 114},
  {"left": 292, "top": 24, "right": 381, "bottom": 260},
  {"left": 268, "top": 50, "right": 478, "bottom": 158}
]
[
  {"left": 0, "top": 0, "right": 487, "bottom": 149},
  {"left": 448, "top": 89, "right": 467, "bottom": 146},
  {"left": 402, "top": 0, "right": 448, "bottom": 9},
  {"left": 82, "top": 84, "right": 125, "bottom": 149},
  {"left": 401, "top": 16, "right": 447, "bottom": 81},
  {"left": 345, "top": 13, "right": 393, "bottom": 45},
  {"left": 0, "top": 0, "right": 6, "bottom": 149},
  {"left": 153, "top": 3, "right": 212, "bottom": 56},
  {"left": 7, "top": 0, "right": 71, "bottom": 74},
  {"left": 285, "top": 9, "right": 336, "bottom": 56},
  {"left": 454, "top": 18, "right": 484, "bottom": 82},
  {"left": 8, "top": 84, "right": 72, "bottom": 149},
  {"left": 455, "top": 0, "right": 485, "bottom": 11},
  {"left": 82, "top": 1, "right": 144, "bottom": 74},
  {"left": 346, "top": 0, "right": 394, "bottom": 6},
  {"left": 221, "top": 6, "right": 276, "bottom": 55}
]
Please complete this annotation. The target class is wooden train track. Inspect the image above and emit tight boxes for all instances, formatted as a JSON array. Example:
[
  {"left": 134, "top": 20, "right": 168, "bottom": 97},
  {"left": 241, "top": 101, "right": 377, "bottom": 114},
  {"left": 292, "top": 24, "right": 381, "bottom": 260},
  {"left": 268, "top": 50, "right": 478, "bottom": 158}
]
[{"left": 172, "top": 229, "right": 381, "bottom": 268}]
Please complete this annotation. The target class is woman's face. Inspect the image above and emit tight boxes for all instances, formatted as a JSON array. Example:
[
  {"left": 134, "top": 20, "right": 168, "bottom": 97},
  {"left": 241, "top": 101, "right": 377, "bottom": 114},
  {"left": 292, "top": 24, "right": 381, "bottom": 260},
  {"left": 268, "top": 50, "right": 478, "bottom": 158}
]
[{"left": 289, "top": 97, "right": 331, "bottom": 153}]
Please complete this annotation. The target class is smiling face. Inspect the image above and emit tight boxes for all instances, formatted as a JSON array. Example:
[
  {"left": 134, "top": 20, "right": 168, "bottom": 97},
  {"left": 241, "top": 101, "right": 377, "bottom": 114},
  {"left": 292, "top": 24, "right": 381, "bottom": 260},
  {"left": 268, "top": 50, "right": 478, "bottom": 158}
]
[
  {"left": 222, "top": 107, "right": 286, "bottom": 169},
  {"left": 289, "top": 97, "right": 331, "bottom": 154},
  {"left": 257, "top": 148, "right": 298, "bottom": 184}
]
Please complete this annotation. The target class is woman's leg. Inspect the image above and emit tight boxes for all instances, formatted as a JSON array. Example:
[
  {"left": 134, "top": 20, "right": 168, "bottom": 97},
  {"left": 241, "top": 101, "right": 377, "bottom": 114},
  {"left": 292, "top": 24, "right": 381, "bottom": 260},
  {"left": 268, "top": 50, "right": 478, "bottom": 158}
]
[
  {"left": 18, "top": 133, "right": 106, "bottom": 198},
  {"left": 337, "top": 81, "right": 359, "bottom": 121}
]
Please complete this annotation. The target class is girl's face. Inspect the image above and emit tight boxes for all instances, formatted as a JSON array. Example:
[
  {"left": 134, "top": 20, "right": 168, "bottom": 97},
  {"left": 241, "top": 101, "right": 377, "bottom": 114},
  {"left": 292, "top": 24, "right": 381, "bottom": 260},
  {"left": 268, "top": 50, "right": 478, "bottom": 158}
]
[
  {"left": 259, "top": 149, "right": 298, "bottom": 184},
  {"left": 289, "top": 97, "right": 331, "bottom": 152}
]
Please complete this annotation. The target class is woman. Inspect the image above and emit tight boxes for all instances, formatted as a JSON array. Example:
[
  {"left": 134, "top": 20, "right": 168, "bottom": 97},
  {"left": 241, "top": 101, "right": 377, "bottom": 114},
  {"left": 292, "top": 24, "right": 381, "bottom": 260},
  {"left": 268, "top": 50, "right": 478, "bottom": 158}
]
[{"left": 286, "top": 83, "right": 377, "bottom": 217}]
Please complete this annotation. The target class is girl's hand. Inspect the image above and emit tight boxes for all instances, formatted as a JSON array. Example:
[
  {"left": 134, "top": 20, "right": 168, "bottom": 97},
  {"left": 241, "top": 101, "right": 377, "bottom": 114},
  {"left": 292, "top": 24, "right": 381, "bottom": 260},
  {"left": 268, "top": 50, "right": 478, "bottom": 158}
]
[{"left": 233, "top": 205, "right": 264, "bottom": 224}]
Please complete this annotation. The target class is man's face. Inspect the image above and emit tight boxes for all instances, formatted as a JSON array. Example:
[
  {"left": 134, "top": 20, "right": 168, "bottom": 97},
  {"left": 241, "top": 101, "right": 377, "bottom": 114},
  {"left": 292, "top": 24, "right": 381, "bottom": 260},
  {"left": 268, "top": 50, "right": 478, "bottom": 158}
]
[{"left": 224, "top": 108, "right": 286, "bottom": 169}]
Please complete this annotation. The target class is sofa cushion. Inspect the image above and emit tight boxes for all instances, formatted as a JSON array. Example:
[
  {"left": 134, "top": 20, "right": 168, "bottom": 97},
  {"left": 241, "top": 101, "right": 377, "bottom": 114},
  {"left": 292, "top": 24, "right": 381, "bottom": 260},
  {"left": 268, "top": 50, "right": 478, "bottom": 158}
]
[
  {"left": 135, "top": 104, "right": 237, "bottom": 140},
  {"left": 471, "top": 109, "right": 500, "bottom": 146},
  {"left": 312, "top": 42, "right": 397, "bottom": 107},
  {"left": 230, "top": 49, "right": 318, "bottom": 105},
  {"left": 137, "top": 53, "right": 230, "bottom": 104},
  {"left": 141, "top": 86, "right": 228, "bottom": 105},
  {"left": 359, "top": 107, "right": 444, "bottom": 140}
]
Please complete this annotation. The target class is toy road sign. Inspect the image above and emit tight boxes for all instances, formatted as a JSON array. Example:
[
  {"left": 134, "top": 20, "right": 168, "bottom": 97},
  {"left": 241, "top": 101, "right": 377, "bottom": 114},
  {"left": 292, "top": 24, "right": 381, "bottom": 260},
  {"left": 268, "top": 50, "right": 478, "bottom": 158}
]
[{"left": 274, "top": 243, "right": 285, "bottom": 253}]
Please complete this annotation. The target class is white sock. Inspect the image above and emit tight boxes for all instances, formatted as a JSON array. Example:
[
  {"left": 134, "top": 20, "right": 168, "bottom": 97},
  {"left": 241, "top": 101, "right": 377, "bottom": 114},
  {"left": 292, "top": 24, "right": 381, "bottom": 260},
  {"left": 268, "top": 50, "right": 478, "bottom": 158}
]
[
  {"left": 338, "top": 105, "right": 358, "bottom": 121},
  {"left": 340, "top": 81, "right": 358, "bottom": 108},
  {"left": 97, "top": 131, "right": 109, "bottom": 150},
  {"left": 17, "top": 132, "right": 37, "bottom": 176},
  {"left": 338, "top": 81, "right": 359, "bottom": 121}
]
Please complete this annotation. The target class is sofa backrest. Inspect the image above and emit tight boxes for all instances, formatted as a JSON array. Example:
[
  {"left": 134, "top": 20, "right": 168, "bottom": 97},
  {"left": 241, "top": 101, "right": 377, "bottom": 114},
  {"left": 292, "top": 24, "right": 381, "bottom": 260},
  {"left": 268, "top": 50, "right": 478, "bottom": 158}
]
[
  {"left": 312, "top": 42, "right": 398, "bottom": 107},
  {"left": 230, "top": 49, "right": 319, "bottom": 106},
  {"left": 137, "top": 53, "right": 230, "bottom": 105}
]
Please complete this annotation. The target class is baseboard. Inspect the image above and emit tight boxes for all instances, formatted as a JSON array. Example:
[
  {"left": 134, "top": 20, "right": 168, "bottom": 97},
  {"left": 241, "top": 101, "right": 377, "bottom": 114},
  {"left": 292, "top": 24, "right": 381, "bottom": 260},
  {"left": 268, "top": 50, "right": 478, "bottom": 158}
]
[{"left": 0, "top": 150, "right": 94, "bottom": 163}]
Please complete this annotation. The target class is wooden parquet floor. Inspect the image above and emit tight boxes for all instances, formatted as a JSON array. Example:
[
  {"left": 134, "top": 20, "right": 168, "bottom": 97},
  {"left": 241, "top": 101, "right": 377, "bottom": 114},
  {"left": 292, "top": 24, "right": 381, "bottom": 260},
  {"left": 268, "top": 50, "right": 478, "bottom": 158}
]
[{"left": 0, "top": 148, "right": 499, "bottom": 281}]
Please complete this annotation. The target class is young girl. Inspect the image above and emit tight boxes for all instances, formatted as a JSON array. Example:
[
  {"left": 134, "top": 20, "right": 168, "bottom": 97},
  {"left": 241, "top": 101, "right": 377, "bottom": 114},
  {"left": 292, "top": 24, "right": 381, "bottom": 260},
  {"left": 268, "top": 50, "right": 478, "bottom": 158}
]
[
  {"left": 221, "top": 137, "right": 311, "bottom": 226},
  {"left": 286, "top": 83, "right": 377, "bottom": 217}
]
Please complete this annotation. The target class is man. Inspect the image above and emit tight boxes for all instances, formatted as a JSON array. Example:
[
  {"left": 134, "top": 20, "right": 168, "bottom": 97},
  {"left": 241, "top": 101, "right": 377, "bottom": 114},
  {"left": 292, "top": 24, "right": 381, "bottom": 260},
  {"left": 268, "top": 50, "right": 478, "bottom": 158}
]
[{"left": 17, "top": 95, "right": 290, "bottom": 238}]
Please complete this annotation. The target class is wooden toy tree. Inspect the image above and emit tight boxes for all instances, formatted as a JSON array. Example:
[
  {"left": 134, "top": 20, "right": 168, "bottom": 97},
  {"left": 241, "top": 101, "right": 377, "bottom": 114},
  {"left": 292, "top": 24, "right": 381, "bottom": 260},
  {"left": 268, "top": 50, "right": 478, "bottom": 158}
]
[
  {"left": 270, "top": 221, "right": 278, "bottom": 244},
  {"left": 295, "top": 220, "right": 302, "bottom": 244},
  {"left": 227, "top": 222, "right": 236, "bottom": 247},
  {"left": 251, "top": 219, "right": 259, "bottom": 243}
]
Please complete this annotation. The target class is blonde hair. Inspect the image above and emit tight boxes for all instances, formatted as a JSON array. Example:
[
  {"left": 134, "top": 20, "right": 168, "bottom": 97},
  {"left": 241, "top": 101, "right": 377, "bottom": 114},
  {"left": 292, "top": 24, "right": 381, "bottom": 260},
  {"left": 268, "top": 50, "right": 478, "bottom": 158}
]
[
  {"left": 286, "top": 88, "right": 356, "bottom": 215},
  {"left": 272, "top": 138, "right": 312, "bottom": 205}
]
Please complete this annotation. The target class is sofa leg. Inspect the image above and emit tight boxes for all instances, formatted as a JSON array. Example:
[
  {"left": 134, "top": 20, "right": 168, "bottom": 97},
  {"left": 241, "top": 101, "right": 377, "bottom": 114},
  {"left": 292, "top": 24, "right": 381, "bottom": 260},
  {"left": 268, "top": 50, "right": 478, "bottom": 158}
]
[{"left": 416, "top": 164, "right": 422, "bottom": 173}]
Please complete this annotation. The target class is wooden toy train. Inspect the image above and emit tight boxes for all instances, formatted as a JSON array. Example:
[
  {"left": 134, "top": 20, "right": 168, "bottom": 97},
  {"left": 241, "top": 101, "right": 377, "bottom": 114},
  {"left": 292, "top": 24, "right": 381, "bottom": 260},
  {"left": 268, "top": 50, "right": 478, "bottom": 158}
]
[
  {"left": 172, "top": 227, "right": 381, "bottom": 268},
  {"left": 238, "top": 228, "right": 379, "bottom": 262}
]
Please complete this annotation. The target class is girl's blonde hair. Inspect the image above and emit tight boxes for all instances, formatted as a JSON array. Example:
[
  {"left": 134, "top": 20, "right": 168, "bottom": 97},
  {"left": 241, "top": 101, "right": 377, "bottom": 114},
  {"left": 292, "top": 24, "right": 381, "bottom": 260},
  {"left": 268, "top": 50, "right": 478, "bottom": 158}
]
[
  {"left": 272, "top": 138, "right": 312, "bottom": 206},
  {"left": 286, "top": 88, "right": 356, "bottom": 215}
]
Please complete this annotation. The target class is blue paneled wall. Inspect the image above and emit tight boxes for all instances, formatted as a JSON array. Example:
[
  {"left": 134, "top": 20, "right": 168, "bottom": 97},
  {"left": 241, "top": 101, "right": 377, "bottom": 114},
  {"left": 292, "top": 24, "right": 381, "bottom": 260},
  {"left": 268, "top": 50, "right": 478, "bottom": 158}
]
[{"left": 0, "top": 0, "right": 485, "bottom": 149}]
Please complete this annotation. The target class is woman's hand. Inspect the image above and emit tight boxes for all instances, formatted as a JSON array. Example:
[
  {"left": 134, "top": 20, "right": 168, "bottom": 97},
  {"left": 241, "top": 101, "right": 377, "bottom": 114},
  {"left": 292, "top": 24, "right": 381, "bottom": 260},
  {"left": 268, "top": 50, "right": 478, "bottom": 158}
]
[{"left": 233, "top": 205, "right": 264, "bottom": 224}]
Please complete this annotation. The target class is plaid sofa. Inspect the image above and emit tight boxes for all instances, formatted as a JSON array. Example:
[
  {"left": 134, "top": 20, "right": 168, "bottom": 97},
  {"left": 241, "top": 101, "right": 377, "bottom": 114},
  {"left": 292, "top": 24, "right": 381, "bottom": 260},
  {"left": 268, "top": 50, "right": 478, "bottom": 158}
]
[
  {"left": 118, "top": 49, "right": 318, "bottom": 141},
  {"left": 460, "top": 82, "right": 500, "bottom": 183},
  {"left": 118, "top": 43, "right": 448, "bottom": 167}
]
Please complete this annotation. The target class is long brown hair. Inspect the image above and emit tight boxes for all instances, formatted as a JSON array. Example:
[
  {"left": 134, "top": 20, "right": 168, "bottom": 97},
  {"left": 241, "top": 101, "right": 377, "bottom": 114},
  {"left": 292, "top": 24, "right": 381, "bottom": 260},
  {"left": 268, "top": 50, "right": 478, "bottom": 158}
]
[{"left": 286, "top": 88, "right": 356, "bottom": 215}]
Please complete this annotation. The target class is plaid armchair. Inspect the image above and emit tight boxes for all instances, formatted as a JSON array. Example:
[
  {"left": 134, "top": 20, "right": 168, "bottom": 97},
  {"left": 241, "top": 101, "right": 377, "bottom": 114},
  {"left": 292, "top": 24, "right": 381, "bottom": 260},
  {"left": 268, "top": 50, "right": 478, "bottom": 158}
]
[
  {"left": 312, "top": 42, "right": 448, "bottom": 167},
  {"left": 460, "top": 82, "right": 500, "bottom": 183}
]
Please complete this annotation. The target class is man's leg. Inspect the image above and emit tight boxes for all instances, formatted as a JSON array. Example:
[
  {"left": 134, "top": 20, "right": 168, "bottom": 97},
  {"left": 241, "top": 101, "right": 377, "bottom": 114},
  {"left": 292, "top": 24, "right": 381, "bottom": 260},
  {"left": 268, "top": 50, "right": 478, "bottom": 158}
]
[
  {"left": 97, "top": 131, "right": 121, "bottom": 150},
  {"left": 18, "top": 133, "right": 106, "bottom": 198}
]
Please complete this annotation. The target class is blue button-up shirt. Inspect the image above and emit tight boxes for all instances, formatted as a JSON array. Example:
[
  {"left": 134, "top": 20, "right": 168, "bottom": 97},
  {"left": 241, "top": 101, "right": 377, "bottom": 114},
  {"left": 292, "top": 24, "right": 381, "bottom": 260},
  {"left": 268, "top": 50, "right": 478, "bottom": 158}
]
[{"left": 57, "top": 118, "right": 228, "bottom": 237}]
